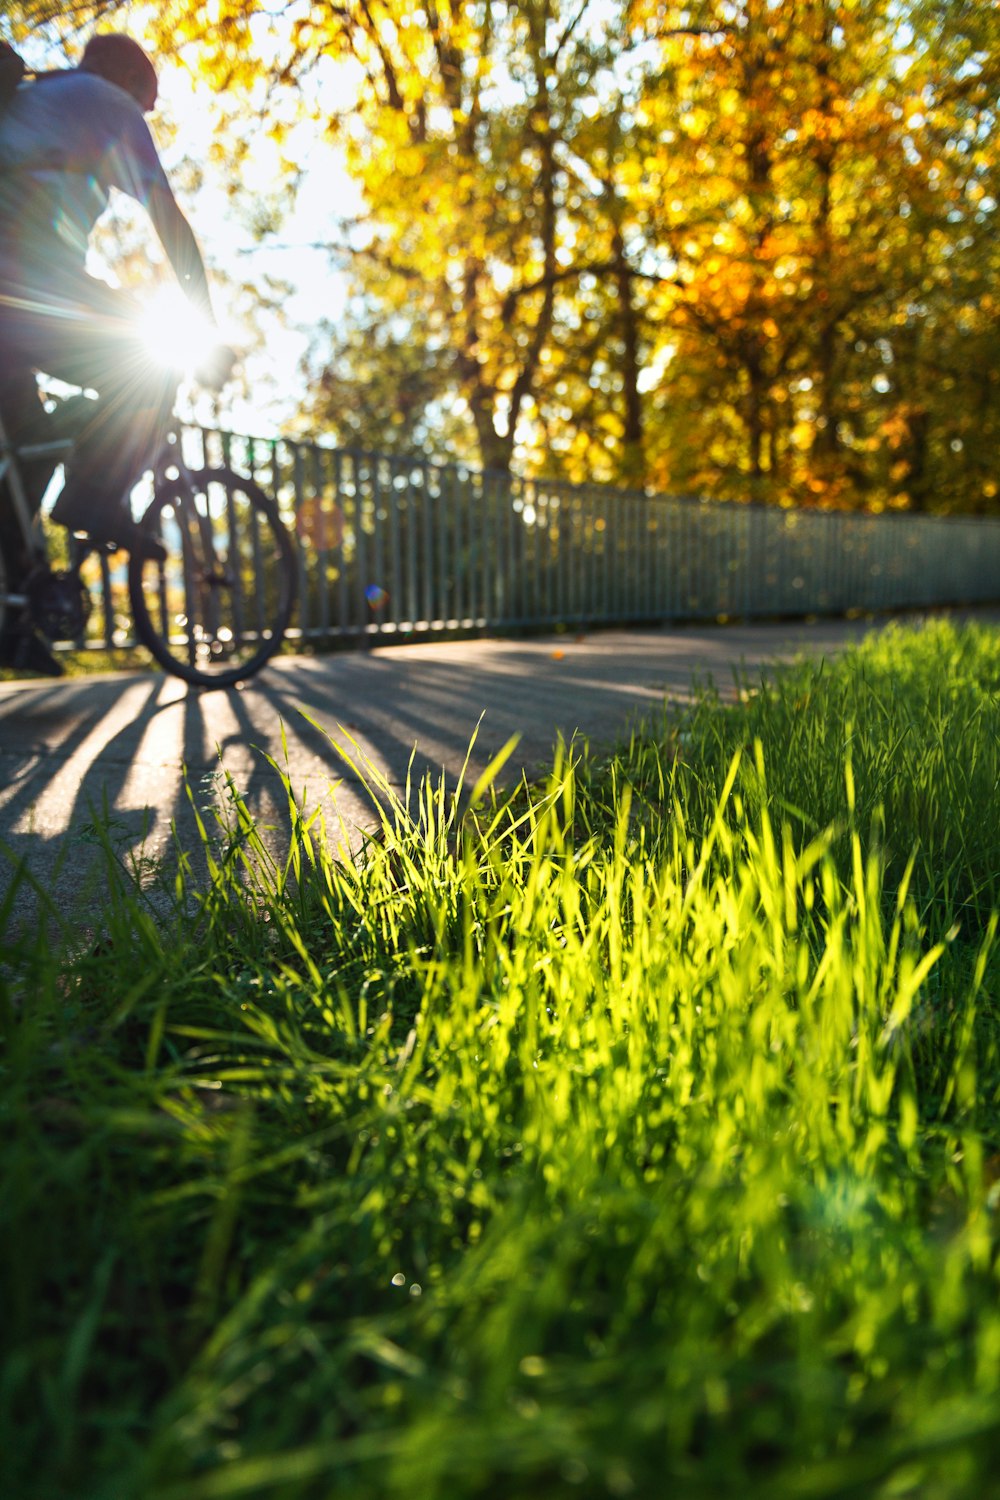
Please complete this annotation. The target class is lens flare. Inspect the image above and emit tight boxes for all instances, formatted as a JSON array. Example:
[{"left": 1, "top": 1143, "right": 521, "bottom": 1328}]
[{"left": 138, "top": 286, "right": 222, "bottom": 375}]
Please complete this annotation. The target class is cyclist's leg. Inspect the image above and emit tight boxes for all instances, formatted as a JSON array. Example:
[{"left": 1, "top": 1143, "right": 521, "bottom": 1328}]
[
  {"left": 0, "top": 368, "right": 65, "bottom": 677},
  {"left": 0, "top": 261, "right": 65, "bottom": 552},
  {"left": 2, "top": 269, "right": 176, "bottom": 543},
  {"left": 0, "top": 367, "right": 58, "bottom": 518}
]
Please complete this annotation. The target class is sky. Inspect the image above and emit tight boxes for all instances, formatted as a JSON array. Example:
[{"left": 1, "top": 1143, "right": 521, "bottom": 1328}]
[{"left": 150, "top": 35, "right": 364, "bottom": 435}]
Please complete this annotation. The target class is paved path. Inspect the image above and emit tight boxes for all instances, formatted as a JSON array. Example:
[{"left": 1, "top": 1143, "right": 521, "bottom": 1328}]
[{"left": 0, "top": 615, "right": 957, "bottom": 927}]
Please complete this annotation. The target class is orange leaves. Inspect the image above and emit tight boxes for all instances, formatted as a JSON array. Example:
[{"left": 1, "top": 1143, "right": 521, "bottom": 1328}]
[
  {"left": 796, "top": 106, "right": 845, "bottom": 148},
  {"left": 128, "top": 0, "right": 1000, "bottom": 512}
]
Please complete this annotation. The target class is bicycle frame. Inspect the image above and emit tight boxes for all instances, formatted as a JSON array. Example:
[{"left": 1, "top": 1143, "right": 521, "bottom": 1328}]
[
  {"left": 2, "top": 401, "right": 297, "bottom": 683},
  {"left": 149, "top": 432, "right": 200, "bottom": 495},
  {"left": 0, "top": 405, "right": 74, "bottom": 607},
  {"left": 0, "top": 403, "right": 196, "bottom": 558},
  {"left": 0, "top": 401, "right": 78, "bottom": 516},
  {"left": 0, "top": 402, "right": 192, "bottom": 644}
]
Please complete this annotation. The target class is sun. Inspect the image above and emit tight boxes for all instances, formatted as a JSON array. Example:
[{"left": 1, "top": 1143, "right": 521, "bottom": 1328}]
[{"left": 137, "top": 285, "right": 223, "bottom": 375}]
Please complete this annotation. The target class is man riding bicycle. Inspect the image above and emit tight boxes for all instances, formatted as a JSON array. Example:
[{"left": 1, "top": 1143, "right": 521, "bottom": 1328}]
[{"left": 0, "top": 32, "right": 230, "bottom": 671}]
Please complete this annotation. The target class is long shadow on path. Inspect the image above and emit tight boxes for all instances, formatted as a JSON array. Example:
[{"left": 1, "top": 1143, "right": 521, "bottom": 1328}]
[{"left": 0, "top": 616, "right": 897, "bottom": 930}]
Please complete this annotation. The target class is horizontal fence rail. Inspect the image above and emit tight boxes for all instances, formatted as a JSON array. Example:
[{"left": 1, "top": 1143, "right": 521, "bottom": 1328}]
[{"left": 73, "top": 426, "right": 1000, "bottom": 651}]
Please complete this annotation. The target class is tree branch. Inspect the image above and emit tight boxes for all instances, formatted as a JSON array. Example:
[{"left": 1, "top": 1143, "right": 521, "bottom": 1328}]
[{"left": 500, "top": 259, "right": 681, "bottom": 322}]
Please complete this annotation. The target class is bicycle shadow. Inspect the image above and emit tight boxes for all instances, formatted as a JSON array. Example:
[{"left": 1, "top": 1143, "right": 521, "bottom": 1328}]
[
  {"left": 0, "top": 666, "right": 453, "bottom": 933},
  {"left": 0, "top": 637, "right": 670, "bottom": 932},
  {"left": 0, "top": 616, "right": 855, "bottom": 934}
]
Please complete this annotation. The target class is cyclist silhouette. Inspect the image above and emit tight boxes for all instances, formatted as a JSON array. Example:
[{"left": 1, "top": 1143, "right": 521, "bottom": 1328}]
[{"left": 0, "top": 33, "right": 230, "bottom": 671}]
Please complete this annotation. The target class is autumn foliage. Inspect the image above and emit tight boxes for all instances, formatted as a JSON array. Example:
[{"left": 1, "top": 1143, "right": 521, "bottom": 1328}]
[{"left": 11, "top": 1, "right": 1000, "bottom": 511}]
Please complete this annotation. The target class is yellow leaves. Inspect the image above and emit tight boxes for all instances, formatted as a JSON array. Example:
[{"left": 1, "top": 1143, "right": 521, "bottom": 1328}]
[
  {"left": 791, "top": 419, "right": 813, "bottom": 451},
  {"left": 375, "top": 107, "right": 412, "bottom": 151},
  {"left": 679, "top": 106, "right": 714, "bottom": 139},
  {"left": 142, "top": 0, "right": 1000, "bottom": 511},
  {"left": 879, "top": 412, "right": 910, "bottom": 450},
  {"left": 394, "top": 143, "right": 428, "bottom": 179},
  {"left": 617, "top": 157, "right": 647, "bottom": 188},
  {"left": 597, "top": 411, "right": 625, "bottom": 439},
  {"left": 797, "top": 107, "right": 842, "bottom": 146}
]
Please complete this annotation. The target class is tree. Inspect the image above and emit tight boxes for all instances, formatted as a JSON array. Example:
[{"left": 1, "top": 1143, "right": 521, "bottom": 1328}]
[
  {"left": 627, "top": 0, "right": 1000, "bottom": 509},
  {"left": 9, "top": 0, "right": 1000, "bottom": 509},
  {"left": 297, "top": 0, "right": 654, "bottom": 478},
  {"left": 23, "top": 0, "right": 663, "bottom": 479}
]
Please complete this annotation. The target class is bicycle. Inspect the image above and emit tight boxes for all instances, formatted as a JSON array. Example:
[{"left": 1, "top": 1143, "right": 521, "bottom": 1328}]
[{"left": 0, "top": 392, "right": 297, "bottom": 689}]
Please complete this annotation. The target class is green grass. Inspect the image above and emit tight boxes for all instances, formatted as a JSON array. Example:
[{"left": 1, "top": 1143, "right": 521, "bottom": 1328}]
[
  {"left": 3, "top": 617, "right": 1000, "bottom": 1499},
  {"left": 0, "top": 645, "right": 158, "bottom": 681}
]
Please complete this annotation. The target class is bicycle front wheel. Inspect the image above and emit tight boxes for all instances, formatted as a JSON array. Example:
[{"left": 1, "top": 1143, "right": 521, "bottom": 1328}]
[{"left": 129, "top": 466, "right": 296, "bottom": 688}]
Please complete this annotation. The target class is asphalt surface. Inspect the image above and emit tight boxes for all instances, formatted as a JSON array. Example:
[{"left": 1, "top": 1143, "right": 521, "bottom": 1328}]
[{"left": 0, "top": 614, "right": 963, "bottom": 929}]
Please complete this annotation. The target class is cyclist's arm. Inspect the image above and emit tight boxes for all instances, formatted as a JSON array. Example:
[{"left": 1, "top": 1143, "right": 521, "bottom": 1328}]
[{"left": 147, "top": 180, "right": 217, "bottom": 325}]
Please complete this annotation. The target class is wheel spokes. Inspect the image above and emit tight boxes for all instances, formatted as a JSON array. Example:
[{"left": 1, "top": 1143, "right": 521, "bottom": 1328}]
[{"left": 130, "top": 467, "right": 294, "bottom": 685}]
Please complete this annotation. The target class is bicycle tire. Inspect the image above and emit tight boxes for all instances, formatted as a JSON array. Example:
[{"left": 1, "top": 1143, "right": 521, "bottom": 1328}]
[
  {"left": 128, "top": 464, "right": 297, "bottom": 688},
  {"left": 0, "top": 472, "right": 33, "bottom": 643},
  {"left": 0, "top": 494, "right": 38, "bottom": 646},
  {"left": 0, "top": 525, "right": 15, "bottom": 642}
]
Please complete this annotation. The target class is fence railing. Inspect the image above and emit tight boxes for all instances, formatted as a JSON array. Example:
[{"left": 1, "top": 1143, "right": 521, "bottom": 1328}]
[{"left": 80, "top": 427, "right": 1000, "bottom": 650}]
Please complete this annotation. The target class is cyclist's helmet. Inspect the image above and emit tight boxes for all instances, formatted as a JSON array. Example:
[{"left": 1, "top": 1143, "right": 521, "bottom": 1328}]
[{"left": 80, "top": 33, "right": 158, "bottom": 114}]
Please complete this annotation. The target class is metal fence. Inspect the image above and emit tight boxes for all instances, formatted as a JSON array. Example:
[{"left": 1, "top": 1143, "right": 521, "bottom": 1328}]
[{"left": 82, "top": 427, "right": 1000, "bottom": 649}]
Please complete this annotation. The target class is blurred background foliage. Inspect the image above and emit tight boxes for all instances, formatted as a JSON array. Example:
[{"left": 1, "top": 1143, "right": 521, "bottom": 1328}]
[{"left": 6, "top": 1, "right": 1000, "bottom": 512}]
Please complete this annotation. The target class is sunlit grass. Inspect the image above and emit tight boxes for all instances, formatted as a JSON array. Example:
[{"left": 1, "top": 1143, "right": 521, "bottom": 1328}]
[
  {"left": 0, "top": 646, "right": 157, "bottom": 681},
  {"left": 3, "top": 618, "right": 1000, "bottom": 1499}
]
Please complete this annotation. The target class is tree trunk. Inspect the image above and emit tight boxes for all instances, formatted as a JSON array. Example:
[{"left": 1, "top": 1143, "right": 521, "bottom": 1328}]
[{"left": 612, "top": 223, "right": 645, "bottom": 486}]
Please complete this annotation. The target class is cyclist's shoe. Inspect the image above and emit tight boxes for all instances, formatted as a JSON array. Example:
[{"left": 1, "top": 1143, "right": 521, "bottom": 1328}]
[
  {"left": 49, "top": 481, "right": 100, "bottom": 534},
  {"left": 0, "top": 626, "right": 64, "bottom": 678}
]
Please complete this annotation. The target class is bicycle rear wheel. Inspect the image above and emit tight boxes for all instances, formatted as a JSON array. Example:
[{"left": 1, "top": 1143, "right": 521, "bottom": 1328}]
[
  {"left": 0, "top": 529, "right": 15, "bottom": 643},
  {"left": 129, "top": 465, "right": 296, "bottom": 688},
  {"left": 0, "top": 503, "right": 35, "bottom": 647}
]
